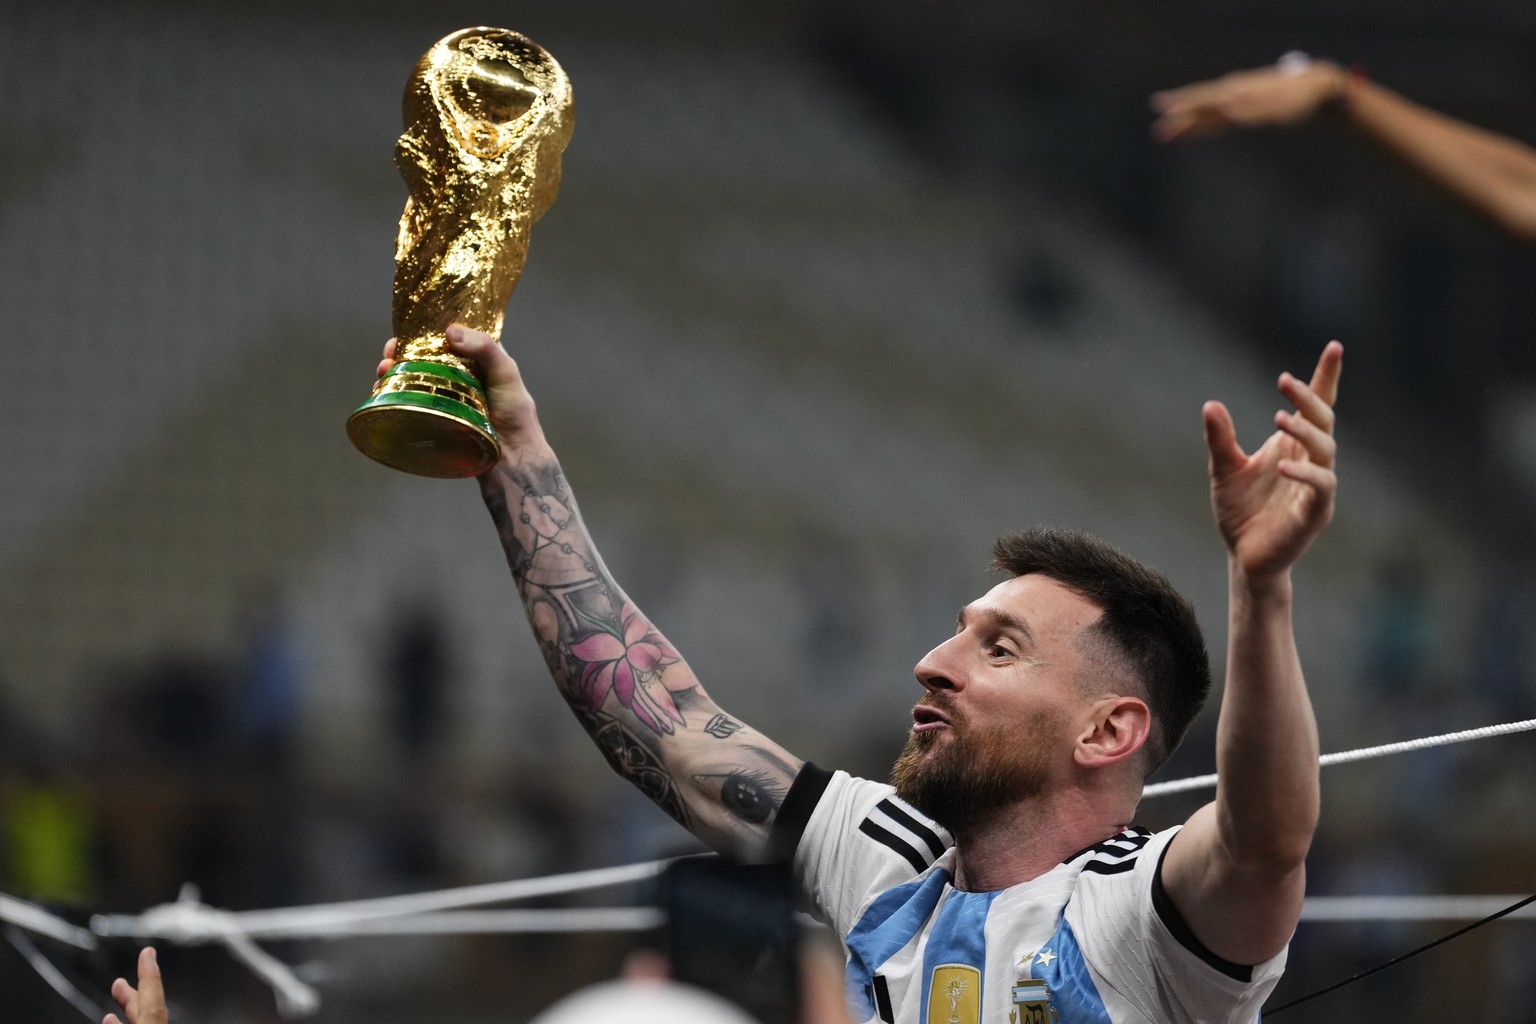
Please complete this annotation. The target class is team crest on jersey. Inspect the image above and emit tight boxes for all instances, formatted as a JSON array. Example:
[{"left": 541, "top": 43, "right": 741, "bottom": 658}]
[
  {"left": 1010, "top": 978, "right": 1059, "bottom": 1024},
  {"left": 928, "top": 964, "right": 980, "bottom": 1024}
]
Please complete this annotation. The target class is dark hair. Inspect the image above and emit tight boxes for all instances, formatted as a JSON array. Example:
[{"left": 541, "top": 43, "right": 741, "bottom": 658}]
[{"left": 991, "top": 527, "right": 1210, "bottom": 776}]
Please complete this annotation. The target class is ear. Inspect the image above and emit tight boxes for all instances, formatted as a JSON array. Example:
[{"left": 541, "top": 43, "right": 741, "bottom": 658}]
[{"left": 1073, "top": 696, "right": 1150, "bottom": 769}]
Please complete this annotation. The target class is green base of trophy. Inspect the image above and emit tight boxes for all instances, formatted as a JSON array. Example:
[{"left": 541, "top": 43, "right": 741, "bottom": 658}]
[{"left": 346, "top": 360, "right": 499, "bottom": 478}]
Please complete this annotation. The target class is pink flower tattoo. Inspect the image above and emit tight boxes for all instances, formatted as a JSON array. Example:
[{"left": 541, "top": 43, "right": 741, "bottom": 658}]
[{"left": 570, "top": 602, "right": 684, "bottom": 733}]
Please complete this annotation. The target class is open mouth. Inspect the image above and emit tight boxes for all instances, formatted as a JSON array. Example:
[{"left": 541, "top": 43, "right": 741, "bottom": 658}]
[{"left": 912, "top": 702, "right": 950, "bottom": 733}]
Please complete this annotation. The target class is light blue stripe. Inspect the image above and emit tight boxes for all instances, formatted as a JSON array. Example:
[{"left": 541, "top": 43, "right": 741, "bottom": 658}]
[
  {"left": 844, "top": 869, "right": 951, "bottom": 1018},
  {"left": 919, "top": 888, "right": 1001, "bottom": 1021},
  {"left": 1035, "top": 919, "right": 1112, "bottom": 1023}
]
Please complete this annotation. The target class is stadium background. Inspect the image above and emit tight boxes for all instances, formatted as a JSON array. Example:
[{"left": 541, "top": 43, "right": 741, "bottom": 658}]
[{"left": 4, "top": 0, "right": 1536, "bottom": 1019}]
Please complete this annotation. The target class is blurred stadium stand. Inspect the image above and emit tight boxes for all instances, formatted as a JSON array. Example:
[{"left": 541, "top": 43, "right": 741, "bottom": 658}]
[{"left": 3, "top": 0, "right": 1535, "bottom": 1020}]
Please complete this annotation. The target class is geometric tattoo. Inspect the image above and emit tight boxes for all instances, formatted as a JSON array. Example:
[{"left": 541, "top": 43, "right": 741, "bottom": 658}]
[
  {"left": 704, "top": 714, "right": 743, "bottom": 739},
  {"left": 582, "top": 708, "right": 692, "bottom": 828}
]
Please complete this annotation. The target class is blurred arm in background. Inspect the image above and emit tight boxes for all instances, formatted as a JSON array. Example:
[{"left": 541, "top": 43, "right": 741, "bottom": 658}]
[{"left": 1152, "top": 54, "right": 1536, "bottom": 242}]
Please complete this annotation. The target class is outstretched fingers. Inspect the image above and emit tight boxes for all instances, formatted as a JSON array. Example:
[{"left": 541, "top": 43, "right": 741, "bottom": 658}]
[
  {"left": 1278, "top": 371, "right": 1334, "bottom": 434},
  {"left": 1276, "top": 341, "right": 1343, "bottom": 467},
  {"left": 104, "top": 947, "right": 167, "bottom": 1024},
  {"left": 105, "top": 977, "right": 135, "bottom": 1024},
  {"left": 1304, "top": 339, "right": 1343, "bottom": 406},
  {"left": 1277, "top": 455, "right": 1336, "bottom": 493},
  {"left": 1275, "top": 406, "right": 1337, "bottom": 469},
  {"left": 134, "top": 947, "right": 165, "bottom": 1021}
]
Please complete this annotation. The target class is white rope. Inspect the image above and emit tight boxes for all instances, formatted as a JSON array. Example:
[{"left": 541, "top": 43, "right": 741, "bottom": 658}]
[
  {"left": 76, "top": 717, "right": 1536, "bottom": 948},
  {"left": 220, "top": 924, "right": 321, "bottom": 1019},
  {"left": 85, "top": 860, "right": 675, "bottom": 1018},
  {"left": 3, "top": 925, "right": 106, "bottom": 1021},
  {"left": 0, "top": 892, "right": 96, "bottom": 949},
  {"left": 90, "top": 885, "right": 321, "bottom": 1019},
  {"left": 229, "top": 857, "right": 670, "bottom": 935},
  {"left": 91, "top": 858, "right": 671, "bottom": 942},
  {"left": 24, "top": 716, "right": 1530, "bottom": 1020},
  {"left": 1143, "top": 717, "right": 1536, "bottom": 798},
  {"left": 278, "top": 907, "right": 666, "bottom": 938},
  {"left": 1302, "top": 895, "right": 1536, "bottom": 922}
]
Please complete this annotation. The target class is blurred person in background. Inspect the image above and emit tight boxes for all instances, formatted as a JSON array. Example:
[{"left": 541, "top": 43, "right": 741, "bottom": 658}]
[
  {"left": 375, "top": 325, "right": 1343, "bottom": 1024},
  {"left": 528, "top": 935, "right": 853, "bottom": 1024},
  {"left": 1152, "top": 53, "right": 1536, "bottom": 242}
]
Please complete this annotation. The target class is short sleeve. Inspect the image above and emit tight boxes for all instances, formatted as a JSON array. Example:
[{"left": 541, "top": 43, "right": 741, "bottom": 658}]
[
  {"left": 773, "top": 766, "right": 951, "bottom": 935},
  {"left": 1066, "top": 826, "right": 1287, "bottom": 1023}
]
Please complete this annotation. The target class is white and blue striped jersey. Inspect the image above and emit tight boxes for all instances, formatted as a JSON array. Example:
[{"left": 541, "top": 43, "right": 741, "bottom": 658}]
[{"left": 771, "top": 766, "right": 1286, "bottom": 1024}]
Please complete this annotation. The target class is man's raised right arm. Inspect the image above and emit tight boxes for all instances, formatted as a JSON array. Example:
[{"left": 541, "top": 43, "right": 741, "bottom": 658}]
[{"left": 384, "top": 326, "right": 805, "bottom": 856}]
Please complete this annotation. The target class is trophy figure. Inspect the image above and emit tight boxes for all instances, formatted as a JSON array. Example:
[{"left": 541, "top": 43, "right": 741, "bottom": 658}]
[{"left": 347, "top": 27, "right": 574, "bottom": 477}]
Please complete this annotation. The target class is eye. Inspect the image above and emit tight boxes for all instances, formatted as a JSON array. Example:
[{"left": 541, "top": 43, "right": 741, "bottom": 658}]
[{"left": 988, "top": 642, "right": 1014, "bottom": 659}]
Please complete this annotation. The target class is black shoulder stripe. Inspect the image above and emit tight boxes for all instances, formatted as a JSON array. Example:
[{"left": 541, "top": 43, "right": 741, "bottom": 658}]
[
  {"left": 768, "top": 762, "right": 833, "bottom": 862},
  {"left": 1078, "top": 828, "right": 1152, "bottom": 873},
  {"left": 1079, "top": 858, "right": 1138, "bottom": 876},
  {"left": 873, "top": 975, "right": 895, "bottom": 1023},
  {"left": 1095, "top": 831, "right": 1152, "bottom": 856},
  {"left": 874, "top": 799, "right": 947, "bottom": 859},
  {"left": 1062, "top": 827, "right": 1152, "bottom": 866},
  {"left": 859, "top": 818, "right": 931, "bottom": 874},
  {"left": 1151, "top": 840, "right": 1253, "bottom": 982}
]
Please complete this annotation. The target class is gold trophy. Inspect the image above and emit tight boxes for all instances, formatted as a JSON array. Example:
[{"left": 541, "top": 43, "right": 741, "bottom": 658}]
[{"left": 347, "top": 27, "right": 574, "bottom": 477}]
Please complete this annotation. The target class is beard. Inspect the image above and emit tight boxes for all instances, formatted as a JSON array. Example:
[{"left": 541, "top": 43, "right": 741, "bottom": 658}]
[{"left": 889, "top": 698, "right": 1057, "bottom": 837}]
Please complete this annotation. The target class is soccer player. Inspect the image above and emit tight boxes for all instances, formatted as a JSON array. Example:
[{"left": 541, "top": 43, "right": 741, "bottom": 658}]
[{"left": 384, "top": 325, "right": 1341, "bottom": 1023}]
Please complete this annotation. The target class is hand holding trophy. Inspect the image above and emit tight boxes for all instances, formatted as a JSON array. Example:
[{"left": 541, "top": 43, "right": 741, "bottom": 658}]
[{"left": 348, "top": 27, "right": 573, "bottom": 477}]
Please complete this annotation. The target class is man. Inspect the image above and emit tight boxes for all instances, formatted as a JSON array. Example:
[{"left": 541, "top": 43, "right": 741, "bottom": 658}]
[
  {"left": 1152, "top": 53, "right": 1536, "bottom": 242},
  {"left": 378, "top": 326, "right": 1341, "bottom": 1023}
]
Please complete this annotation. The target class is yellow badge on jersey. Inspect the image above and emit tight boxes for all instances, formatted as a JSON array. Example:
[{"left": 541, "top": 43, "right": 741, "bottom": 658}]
[{"left": 928, "top": 964, "right": 981, "bottom": 1024}]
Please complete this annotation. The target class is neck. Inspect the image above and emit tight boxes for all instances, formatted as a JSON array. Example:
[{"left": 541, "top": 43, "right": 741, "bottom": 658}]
[{"left": 948, "top": 786, "right": 1136, "bottom": 892}]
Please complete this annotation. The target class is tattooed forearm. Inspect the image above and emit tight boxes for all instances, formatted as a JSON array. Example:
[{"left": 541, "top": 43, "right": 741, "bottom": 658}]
[
  {"left": 695, "top": 747, "right": 799, "bottom": 826},
  {"left": 483, "top": 459, "right": 598, "bottom": 589},
  {"left": 722, "top": 772, "right": 777, "bottom": 824},
  {"left": 693, "top": 769, "right": 780, "bottom": 825},
  {"left": 482, "top": 454, "right": 804, "bottom": 848},
  {"left": 483, "top": 459, "right": 688, "bottom": 734},
  {"left": 579, "top": 708, "right": 692, "bottom": 829}
]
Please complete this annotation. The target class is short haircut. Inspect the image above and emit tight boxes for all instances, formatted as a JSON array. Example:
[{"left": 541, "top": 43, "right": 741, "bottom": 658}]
[{"left": 991, "top": 527, "right": 1211, "bottom": 776}]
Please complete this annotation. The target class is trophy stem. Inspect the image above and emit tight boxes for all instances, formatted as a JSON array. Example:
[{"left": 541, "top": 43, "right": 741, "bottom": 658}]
[{"left": 346, "top": 360, "right": 499, "bottom": 478}]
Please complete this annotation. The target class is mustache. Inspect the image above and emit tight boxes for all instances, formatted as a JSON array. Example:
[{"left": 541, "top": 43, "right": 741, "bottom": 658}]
[{"left": 917, "top": 692, "right": 963, "bottom": 725}]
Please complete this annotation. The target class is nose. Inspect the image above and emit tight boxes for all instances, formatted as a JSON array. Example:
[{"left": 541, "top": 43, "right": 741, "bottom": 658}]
[{"left": 914, "top": 635, "right": 962, "bottom": 693}]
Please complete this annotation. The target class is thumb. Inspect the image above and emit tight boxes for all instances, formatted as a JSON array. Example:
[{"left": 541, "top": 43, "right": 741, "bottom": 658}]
[
  {"left": 1202, "top": 401, "right": 1246, "bottom": 477},
  {"left": 444, "top": 324, "right": 510, "bottom": 376}
]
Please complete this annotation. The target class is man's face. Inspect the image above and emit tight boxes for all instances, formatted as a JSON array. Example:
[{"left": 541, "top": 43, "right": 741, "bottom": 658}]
[{"left": 891, "top": 574, "right": 1104, "bottom": 835}]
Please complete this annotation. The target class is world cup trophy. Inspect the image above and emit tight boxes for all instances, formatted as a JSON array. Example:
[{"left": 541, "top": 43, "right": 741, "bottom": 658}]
[{"left": 347, "top": 27, "right": 574, "bottom": 477}]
